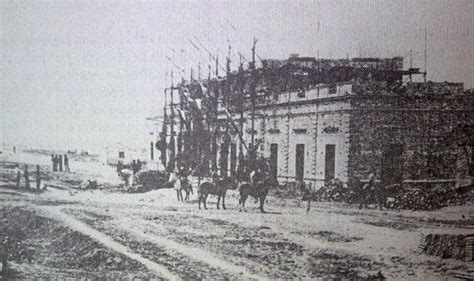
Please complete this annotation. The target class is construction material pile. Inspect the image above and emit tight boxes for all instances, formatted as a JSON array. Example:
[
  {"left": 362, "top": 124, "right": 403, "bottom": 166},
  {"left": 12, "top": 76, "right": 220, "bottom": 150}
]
[
  {"left": 270, "top": 182, "right": 301, "bottom": 199},
  {"left": 126, "top": 170, "right": 169, "bottom": 193},
  {"left": 382, "top": 185, "right": 468, "bottom": 211},
  {"left": 422, "top": 234, "right": 474, "bottom": 261},
  {"left": 312, "top": 181, "right": 471, "bottom": 211},
  {"left": 312, "top": 179, "right": 358, "bottom": 203}
]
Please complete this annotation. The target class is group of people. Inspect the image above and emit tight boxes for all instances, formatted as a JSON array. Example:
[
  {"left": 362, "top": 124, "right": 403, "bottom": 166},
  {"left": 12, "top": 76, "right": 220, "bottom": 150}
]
[
  {"left": 169, "top": 152, "right": 272, "bottom": 192},
  {"left": 14, "top": 164, "right": 41, "bottom": 190},
  {"left": 116, "top": 159, "right": 144, "bottom": 187},
  {"left": 131, "top": 159, "right": 143, "bottom": 175},
  {"left": 116, "top": 159, "right": 142, "bottom": 176},
  {"left": 51, "top": 154, "right": 70, "bottom": 172}
]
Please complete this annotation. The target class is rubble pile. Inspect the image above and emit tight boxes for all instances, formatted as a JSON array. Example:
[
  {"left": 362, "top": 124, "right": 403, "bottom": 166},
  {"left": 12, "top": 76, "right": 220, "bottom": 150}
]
[
  {"left": 312, "top": 182, "right": 471, "bottom": 211},
  {"left": 312, "top": 179, "right": 357, "bottom": 203},
  {"left": 270, "top": 182, "right": 301, "bottom": 199},
  {"left": 382, "top": 185, "right": 468, "bottom": 211},
  {"left": 126, "top": 171, "right": 169, "bottom": 193},
  {"left": 308, "top": 250, "right": 385, "bottom": 279}
]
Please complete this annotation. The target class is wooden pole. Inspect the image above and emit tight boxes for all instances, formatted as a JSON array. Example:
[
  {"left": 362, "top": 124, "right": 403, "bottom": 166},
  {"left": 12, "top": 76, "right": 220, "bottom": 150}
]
[{"left": 250, "top": 38, "right": 257, "bottom": 150}]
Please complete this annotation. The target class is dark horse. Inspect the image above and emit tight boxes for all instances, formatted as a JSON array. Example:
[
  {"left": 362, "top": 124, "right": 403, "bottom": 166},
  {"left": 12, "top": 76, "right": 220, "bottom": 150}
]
[
  {"left": 177, "top": 178, "right": 193, "bottom": 202},
  {"left": 198, "top": 177, "right": 234, "bottom": 210},
  {"left": 239, "top": 177, "right": 276, "bottom": 213}
]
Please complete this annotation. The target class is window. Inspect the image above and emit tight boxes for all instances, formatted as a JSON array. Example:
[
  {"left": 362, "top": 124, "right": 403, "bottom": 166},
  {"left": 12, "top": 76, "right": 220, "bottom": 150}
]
[
  {"left": 119, "top": 151, "right": 125, "bottom": 159},
  {"left": 328, "top": 84, "right": 337, "bottom": 95},
  {"left": 293, "top": 129, "right": 307, "bottom": 134}
]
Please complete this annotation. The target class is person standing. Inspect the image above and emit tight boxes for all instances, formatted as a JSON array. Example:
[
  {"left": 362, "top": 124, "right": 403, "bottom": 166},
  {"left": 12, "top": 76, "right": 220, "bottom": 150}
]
[
  {"left": 132, "top": 160, "right": 137, "bottom": 175},
  {"left": 58, "top": 155, "right": 63, "bottom": 172},
  {"left": 51, "top": 154, "right": 55, "bottom": 171},
  {"left": 24, "top": 165, "right": 30, "bottom": 189},
  {"left": 64, "top": 154, "right": 70, "bottom": 172},
  {"left": 169, "top": 168, "right": 182, "bottom": 201},
  {"left": 36, "top": 165, "right": 41, "bottom": 190},
  {"left": 14, "top": 164, "right": 21, "bottom": 188},
  {"left": 117, "top": 160, "right": 123, "bottom": 176},
  {"left": 137, "top": 159, "right": 142, "bottom": 172}
]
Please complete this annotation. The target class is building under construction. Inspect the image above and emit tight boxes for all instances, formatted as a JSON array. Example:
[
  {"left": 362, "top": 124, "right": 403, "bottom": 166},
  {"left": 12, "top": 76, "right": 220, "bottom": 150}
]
[{"left": 157, "top": 51, "right": 473, "bottom": 189}]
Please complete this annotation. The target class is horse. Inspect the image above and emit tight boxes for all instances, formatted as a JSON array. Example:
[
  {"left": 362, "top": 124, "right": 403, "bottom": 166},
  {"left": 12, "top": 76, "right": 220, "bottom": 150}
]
[
  {"left": 178, "top": 177, "right": 193, "bottom": 201},
  {"left": 198, "top": 177, "right": 234, "bottom": 210},
  {"left": 239, "top": 176, "right": 276, "bottom": 213}
]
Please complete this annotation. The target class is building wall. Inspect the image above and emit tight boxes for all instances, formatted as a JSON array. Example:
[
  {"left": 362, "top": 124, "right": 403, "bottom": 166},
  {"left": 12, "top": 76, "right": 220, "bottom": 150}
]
[
  {"left": 235, "top": 84, "right": 352, "bottom": 186},
  {"left": 314, "top": 101, "right": 351, "bottom": 188},
  {"left": 348, "top": 92, "right": 474, "bottom": 187},
  {"left": 165, "top": 79, "right": 473, "bottom": 190}
]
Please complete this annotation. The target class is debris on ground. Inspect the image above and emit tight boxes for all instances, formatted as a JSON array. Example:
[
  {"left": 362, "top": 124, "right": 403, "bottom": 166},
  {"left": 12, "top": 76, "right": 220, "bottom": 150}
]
[
  {"left": 310, "top": 180, "right": 471, "bottom": 211},
  {"left": 308, "top": 250, "right": 384, "bottom": 279},
  {"left": 123, "top": 170, "right": 170, "bottom": 193}
]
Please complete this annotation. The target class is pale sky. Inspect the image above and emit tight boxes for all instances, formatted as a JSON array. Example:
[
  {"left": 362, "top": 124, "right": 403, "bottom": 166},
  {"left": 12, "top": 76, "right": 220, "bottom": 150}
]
[{"left": 1, "top": 0, "right": 472, "bottom": 152}]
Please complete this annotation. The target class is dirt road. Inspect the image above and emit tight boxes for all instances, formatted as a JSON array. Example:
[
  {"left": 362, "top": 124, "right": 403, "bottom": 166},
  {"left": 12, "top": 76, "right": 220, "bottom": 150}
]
[{"left": 1, "top": 158, "right": 473, "bottom": 279}]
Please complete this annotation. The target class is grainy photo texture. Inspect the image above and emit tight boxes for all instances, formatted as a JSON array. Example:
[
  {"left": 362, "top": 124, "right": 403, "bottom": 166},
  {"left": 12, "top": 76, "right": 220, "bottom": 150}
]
[{"left": 1, "top": 0, "right": 473, "bottom": 279}]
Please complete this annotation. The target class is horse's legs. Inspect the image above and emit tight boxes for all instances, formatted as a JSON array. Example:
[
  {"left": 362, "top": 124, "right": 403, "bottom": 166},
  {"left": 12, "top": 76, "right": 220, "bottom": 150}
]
[
  {"left": 259, "top": 196, "right": 266, "bottom": 213},
  {"left": 217, "top": 195, "right": 221, "bottom": 209},
  {"left": 306, "top": 194, "right": 311, "bottom": 213},
  {"left": 184, "top": 186, "right": 190, "bottom": 201},
  {"left": 176, "top": 190, "right": 180, "bottom": 201},
  {"left": 198, "top": 194, "right": 201, "bottom": 209},
  {"left": 241, "top": 195, "right": 248, "bottom": 212},
  {"left": 203, "top": 194, "right": 208, "bottom": 210},
  {"left": 222, "top": 193, "right": 226, "bottom": 210}
]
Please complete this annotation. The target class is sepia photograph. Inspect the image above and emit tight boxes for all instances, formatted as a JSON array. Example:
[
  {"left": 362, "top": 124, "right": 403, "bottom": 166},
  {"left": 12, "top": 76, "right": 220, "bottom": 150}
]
[{"left": 1, "top": 0, "right": 473, "bottom": 279}]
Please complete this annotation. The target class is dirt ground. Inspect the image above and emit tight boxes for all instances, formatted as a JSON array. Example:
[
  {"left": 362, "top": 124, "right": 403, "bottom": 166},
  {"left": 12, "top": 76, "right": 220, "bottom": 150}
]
[{"left": 1, "top": 153, "right": 473, "bottom": 280}]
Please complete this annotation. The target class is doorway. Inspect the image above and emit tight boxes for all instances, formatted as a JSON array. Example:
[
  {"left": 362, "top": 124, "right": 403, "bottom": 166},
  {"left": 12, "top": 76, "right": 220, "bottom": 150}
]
[
  {"left": 381, "top": 144, "right": 403, "bottom": 185},
  {"left": 325, "top": 144, "right": 336, "bottom": 181},
  {"left": 296, "top": 144, "right": 305, "bottom": 181},
  {"left": 270, "top": 143, "right": 278, "bottom": 179}
]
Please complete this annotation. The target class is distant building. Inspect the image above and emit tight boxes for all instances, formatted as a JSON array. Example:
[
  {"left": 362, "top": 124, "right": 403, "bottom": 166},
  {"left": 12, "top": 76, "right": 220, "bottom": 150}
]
[{"left": 101, "top": 142, "right": 147, "bottom": 166}]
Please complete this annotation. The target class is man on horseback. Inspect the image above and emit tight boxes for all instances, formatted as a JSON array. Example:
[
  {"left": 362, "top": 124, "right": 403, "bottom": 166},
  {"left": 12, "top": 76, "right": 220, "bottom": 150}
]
[
  {"left": 250, "top": 155, "right": 270, "bottom": 184},
  {"left": 211, "top": 168, "right": 222, "bottom": 184}
]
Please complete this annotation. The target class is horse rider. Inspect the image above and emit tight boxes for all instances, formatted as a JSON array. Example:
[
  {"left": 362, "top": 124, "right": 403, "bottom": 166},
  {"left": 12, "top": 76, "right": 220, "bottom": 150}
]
[
  {"left": 211, "top": 169, "right": 222, "bottom": 184},
  {"left": 178, "top": 166, "right": 189, "bottom": 189},
  {"left": 359, "top": 172, "right": 375, "bottom": 209},
  {"left": 250, "top": 155, "right": 269, "bottom": 184}
]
